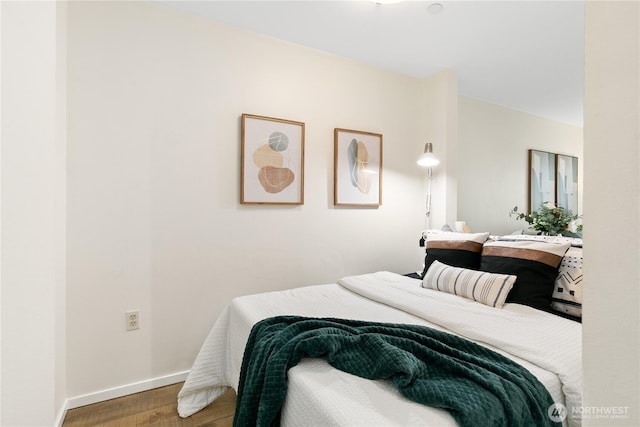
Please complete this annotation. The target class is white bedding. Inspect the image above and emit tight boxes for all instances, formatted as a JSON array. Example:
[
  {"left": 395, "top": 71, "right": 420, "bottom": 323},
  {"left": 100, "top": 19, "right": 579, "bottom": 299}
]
[{"left": 177, "top": 271, "right": 582, "bottom": 426}]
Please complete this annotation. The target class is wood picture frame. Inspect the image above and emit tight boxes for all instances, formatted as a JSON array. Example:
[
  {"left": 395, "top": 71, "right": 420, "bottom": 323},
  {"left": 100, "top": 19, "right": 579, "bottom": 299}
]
[
  {"left": 334, "top": 128, "right": 382, "bottom": 207},
  {"left": 528, "top": 149, "right": 556, "bottom": 213},
  {"left": 241, "top": 114, "right": 305, "bottom": 205},
  {"left": 555, "top": 153, "right": 579, "bottom": 213}
]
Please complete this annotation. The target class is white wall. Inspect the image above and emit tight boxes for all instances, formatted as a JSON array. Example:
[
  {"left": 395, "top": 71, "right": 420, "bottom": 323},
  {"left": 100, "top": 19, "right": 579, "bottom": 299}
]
[
  {"left": 0, "top": 1, "right": 67, "bottom": 426},
  {"left": 66, "top": 1, "right": 431, "bottom": 398},
  {"left": 458, "top": 97, "right": 583, "bottom": 235},
  {"left": 420, "top": 70, "right": 459, "bottom": 230},
  {"left": 54, "top": 3, "right": 68, "bottom": 421},
  {"left": 2, "top": 1, "right": 636, "bottom": 424},
  {"left": 583, "top": 1, "right": 639, "bottom": 425}
]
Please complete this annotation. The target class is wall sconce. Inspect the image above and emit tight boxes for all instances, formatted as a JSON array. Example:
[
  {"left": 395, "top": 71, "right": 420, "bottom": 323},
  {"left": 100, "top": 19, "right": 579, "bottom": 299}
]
[{"left": 417, "top": 142, "right": 440, "bottom": 228}]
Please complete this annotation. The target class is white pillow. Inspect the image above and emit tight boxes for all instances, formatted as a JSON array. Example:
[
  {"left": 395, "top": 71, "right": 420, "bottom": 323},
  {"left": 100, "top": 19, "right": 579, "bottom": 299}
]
[
  {"left": 497, "top": 234, "right": 582, "bottom": 248},
  {"left": 423, "top": 230, "right": 490, "bottom": 243},
  {"left": 422, "top": 260, "right": 516, "bottom": 308}
]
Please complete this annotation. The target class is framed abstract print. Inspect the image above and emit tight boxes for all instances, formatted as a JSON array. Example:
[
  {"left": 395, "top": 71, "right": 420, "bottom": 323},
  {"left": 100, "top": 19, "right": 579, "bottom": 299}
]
[
  {"left": 334, "top": 128, "right": 382, "bottom": 207},
  {"left": 241, "top": 114, "right": 305, "bottom": 205},
  {"left": 528, "top": 149, "right": 556, "bottom": 213},
  {"left": 556, "top": 154, "right": 579, "bottom": 213}
]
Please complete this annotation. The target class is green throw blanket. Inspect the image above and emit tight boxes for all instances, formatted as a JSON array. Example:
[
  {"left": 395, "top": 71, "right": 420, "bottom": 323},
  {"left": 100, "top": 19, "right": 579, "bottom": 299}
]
[{"left": 233, "top": 316, "right": 560, "bottom": 427}]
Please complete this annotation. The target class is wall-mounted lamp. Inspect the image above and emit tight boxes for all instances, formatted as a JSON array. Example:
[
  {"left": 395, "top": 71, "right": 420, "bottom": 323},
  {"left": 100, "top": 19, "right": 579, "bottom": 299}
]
[
  {"left": 417, "top": 142, "right": 440, "bottom": 167},
  {"left": 417, "top": 142, "right": 440, "bottom": 228}
]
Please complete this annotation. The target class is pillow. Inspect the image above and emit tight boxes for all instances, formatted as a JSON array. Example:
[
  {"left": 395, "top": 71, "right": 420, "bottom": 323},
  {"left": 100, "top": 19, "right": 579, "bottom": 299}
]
[
  {"left": 497, "top": 234, "right": 582, "bottom": 248},
  {"left": 420, "top": 231, "right": 490, "bottom": 278},
  {"left": 480, "top": 240, "right": 570, "bottom": 311},
  {"left": 422, "top": 260, "right": 516, "bottom": 308},
  {"left": 551, "top": 247, "right": 583, "bottom": 318}
]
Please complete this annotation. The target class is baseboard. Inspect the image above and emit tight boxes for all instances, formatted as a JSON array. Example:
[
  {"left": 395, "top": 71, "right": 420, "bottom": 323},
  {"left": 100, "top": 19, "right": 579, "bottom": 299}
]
[
  {"left": 65, "top": 370, "right": 190, "bottom": 411},
  {"left": 54, "top": 401, "right": 69, "bottom": 427}
]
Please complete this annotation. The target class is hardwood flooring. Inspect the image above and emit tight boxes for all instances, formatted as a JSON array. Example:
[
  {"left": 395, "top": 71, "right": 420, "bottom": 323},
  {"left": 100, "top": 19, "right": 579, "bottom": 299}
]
[{"left": 62, "top": 383, "right": 236, "bottom": 427}]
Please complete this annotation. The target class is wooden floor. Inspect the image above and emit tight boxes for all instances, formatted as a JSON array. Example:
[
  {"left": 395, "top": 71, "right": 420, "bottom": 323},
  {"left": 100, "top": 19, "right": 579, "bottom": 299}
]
[{"left": 62, "top": 383, "right": 236, "bottom": 427}]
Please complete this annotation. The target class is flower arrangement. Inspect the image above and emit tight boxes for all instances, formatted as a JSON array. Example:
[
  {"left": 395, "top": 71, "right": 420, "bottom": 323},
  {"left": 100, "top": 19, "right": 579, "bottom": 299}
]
[{"left": 509, "top": 202, "right": 581, "bottom": 236}]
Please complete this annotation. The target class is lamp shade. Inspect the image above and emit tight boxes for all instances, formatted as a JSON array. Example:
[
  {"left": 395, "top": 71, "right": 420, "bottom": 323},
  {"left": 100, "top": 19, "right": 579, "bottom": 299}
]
[{"left": 417, "top": 142, "right": 440, "bottom": 167}]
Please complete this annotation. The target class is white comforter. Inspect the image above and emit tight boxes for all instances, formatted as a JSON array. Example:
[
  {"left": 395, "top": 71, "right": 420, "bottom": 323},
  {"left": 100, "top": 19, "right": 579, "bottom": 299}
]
[{"left": 177, "top": 272, "right": 582, "bottom": 426}]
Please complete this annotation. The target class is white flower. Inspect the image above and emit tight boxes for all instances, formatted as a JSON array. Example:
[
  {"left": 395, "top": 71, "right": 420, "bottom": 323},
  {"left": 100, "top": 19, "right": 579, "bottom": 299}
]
[{"left": 543, "top": 201, "right": 557, "bottom": 209}]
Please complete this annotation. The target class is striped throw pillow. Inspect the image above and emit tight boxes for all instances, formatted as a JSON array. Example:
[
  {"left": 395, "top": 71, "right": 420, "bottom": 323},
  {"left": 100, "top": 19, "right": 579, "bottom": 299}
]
[{"left": 422, "top": 260, "right": 516, "bottom": 308}]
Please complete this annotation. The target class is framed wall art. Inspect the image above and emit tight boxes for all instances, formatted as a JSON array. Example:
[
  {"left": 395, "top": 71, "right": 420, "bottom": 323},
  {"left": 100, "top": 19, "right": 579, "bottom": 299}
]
[
  {"left": 241, "top": 114, "right": 305, "bottom": 205},
  {"left": 556, "top": 153, "right": 579, "bottom": 213},
  {"left": 528, "top": 149, "right": 556, "bottom": 213},
  {"left": 334, "top": 128, "right": 382, "bottom": 207}
]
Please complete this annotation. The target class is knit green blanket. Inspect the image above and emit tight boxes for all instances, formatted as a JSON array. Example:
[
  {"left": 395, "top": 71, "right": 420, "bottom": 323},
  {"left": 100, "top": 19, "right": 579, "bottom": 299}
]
[{"left": 233, "top": 316, "right": 559, "bottom": 427}]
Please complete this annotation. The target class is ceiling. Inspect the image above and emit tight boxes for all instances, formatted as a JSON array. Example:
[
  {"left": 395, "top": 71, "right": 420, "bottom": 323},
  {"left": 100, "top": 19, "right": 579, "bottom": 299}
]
[{"left": 155, "top": 0, "right": 585, "bottom": 126}]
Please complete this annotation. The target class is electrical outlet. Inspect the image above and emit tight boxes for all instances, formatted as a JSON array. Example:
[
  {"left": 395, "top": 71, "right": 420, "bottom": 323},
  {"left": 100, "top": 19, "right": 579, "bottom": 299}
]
[{"left": 126, "top": 310, "right": 140, "bottom": 331}]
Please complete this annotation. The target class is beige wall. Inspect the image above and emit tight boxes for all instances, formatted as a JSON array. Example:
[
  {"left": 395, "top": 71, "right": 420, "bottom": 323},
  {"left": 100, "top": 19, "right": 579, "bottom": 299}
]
[
  {"left": 2, "top": 1, "right": 639, "bottom": 425},
  {"left": 420, "top": 69, "right": 459, "bottom": 229},
  {"left": 65, "top": 1, "right": 432, "bottom": 397},
  {"left": 0, "top": 1, "right": 67, "bottom": 425},
  {"left": 583, "top": 1, "right": 640, "bottom": 425},
  {"left": 458, "top": 96, "right": 583, "bottom": 235}
]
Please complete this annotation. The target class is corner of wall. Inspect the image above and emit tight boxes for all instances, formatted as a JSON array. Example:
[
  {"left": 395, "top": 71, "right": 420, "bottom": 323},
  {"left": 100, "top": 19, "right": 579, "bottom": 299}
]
[
  {"left": 419, "top": 69, "right": 459, "bottom": 229},
  {"left": 0, "top": 1, "right": 68, "bottom": 425}
]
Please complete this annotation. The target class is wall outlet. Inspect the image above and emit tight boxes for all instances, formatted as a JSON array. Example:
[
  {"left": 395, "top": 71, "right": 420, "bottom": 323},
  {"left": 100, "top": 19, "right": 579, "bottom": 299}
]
[{"left": 126, "top": 310, "right": 140, "bottom": 331}]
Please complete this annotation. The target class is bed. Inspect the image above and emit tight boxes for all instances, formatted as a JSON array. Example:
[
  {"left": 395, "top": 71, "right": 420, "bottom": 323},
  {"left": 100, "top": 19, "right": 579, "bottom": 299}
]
[{"left": 177, "top": 234, "right": 582, "bottom": 426}]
